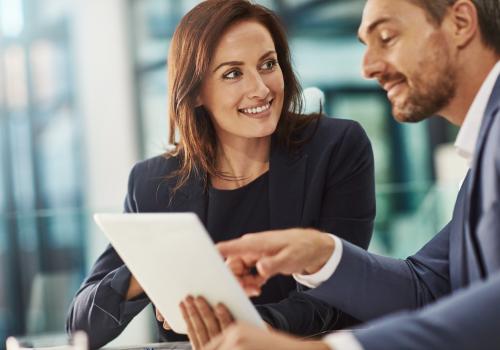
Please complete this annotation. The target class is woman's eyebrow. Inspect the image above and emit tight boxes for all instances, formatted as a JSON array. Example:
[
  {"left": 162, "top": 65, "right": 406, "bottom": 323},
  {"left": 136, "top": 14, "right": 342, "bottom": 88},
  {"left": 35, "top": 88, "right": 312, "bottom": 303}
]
[{"left": 212, "top": 50, "right": 277, "bottom": 73}]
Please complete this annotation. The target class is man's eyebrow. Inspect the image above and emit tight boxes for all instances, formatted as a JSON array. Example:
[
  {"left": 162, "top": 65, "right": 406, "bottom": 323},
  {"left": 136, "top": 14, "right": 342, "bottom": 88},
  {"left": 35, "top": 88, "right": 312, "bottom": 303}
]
[
  {"left": 357, "top": 17, "right": 392, "bottom": 44},
  {"left": 212, "top": 50, "right": 277, "bottom": 73}
]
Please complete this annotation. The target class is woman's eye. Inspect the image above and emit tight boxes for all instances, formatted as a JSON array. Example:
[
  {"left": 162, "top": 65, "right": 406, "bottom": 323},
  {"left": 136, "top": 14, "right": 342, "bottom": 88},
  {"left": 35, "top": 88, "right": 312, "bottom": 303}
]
[
  {"left": 222, "top": 69, "right": 242, "bottom": 80},
  {"left": 261, "top": 59, "right": 278, "bottom": 71}
]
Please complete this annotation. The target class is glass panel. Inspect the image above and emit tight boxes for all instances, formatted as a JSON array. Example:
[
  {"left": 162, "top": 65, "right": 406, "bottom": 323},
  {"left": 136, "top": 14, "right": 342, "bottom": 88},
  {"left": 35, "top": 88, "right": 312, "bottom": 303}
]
[
  {"left": 31, "top": 0, "right": 71, "bottom": 28},
  {"left": 30, "top": 40, "right": 68, "bottom": 109},
  {"left": 8, "top": 116, "right": 36, "bottom": 213},
  {"left": 138, "top": 66, "right": 169, "bottom": 157},
  {"left": 0, "top": 0, "right": 24, "bottom": 38},
  {"left": 1, "top": 0, "right": 83, "bottom": 343},
  {"left": 1, "top": 210, "right": 85, "bottom": 336},
  {"left": 371, "top": 182, "right": 459, "bottom": 258},
  {"left": 4, "top": 45, "right": 28, "bottom": 110},
  {"left": 37, "top": 107, "right": 78, "bottom": 209}
]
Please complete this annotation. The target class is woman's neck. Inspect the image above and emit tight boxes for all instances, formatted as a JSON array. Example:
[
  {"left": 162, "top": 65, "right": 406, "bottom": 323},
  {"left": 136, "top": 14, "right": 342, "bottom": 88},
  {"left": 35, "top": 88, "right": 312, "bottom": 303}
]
[{"left": 212, "top": 136, "right": 271, "bottom": 190}]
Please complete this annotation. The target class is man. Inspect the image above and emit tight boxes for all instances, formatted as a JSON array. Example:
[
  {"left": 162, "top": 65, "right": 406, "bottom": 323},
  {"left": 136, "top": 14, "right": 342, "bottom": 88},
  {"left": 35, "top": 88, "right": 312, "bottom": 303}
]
[{"left": 181, "top": 0, "right": 500, "bottom": 349}]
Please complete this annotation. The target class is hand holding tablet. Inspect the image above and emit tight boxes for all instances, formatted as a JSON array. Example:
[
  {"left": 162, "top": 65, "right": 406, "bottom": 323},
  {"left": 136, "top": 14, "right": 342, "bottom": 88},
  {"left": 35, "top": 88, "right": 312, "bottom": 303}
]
[{"left": 93, "top": 212, "right": 267, "bottom": 335}]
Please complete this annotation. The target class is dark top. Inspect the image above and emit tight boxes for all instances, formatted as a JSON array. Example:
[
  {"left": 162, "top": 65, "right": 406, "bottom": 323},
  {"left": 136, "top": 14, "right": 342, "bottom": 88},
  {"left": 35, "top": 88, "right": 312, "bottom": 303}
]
[
  {"left": 66, "top": 116, "right": 376, "bottom": 349},
  {"left": 207, "top": 172, "right": 296, "bottom": 305},
  {"left": 207, "top": 172, "right": 270, "bottom": 243}
]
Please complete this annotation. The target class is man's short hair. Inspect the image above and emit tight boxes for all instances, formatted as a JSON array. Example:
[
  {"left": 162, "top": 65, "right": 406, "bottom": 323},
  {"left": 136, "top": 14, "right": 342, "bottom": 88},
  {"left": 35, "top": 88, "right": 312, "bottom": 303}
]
[{"left": 409, "top": 0, "right": 500, "bottom": 55}]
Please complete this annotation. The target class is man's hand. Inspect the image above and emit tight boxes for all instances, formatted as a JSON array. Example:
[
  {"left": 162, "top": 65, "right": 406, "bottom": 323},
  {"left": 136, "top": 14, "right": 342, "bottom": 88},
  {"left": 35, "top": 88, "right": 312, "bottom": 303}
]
[
  {"left": 180, "top": 296, "right": 234, "bottom": 350},
  {"left": 204, "top": 322, "right": 331, "bottom": 350},
  {"left": 217, "top": 228, "right": 335, "bottom": 295},
  {"left": 225, "top": 257, "right": 267, "bottom": 297}
]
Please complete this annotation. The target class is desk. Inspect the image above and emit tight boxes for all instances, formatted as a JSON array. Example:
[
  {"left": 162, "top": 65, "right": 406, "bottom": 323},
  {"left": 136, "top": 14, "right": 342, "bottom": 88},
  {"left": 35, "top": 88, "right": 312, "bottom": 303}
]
[{"left": 107, "top": 342, "right": 191, "bottom": 350}]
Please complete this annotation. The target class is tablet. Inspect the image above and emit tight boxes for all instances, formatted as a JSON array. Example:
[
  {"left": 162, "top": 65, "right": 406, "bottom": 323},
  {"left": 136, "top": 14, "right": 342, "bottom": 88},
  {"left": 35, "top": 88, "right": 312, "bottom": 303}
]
[{"left": 93, "top": 213, "right": 266, "bottom": 334}]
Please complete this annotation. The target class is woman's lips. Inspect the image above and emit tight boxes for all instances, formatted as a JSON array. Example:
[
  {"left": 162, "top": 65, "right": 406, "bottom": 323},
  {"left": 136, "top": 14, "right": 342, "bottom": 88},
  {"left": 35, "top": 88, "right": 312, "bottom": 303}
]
[{"left": 239, "top": 99, "right": 274, "bottom": 118}]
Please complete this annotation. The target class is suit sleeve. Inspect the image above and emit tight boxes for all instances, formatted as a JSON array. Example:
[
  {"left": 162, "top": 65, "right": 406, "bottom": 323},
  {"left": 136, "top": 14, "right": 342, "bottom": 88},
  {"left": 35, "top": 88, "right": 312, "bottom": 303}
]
[
  {"left": 308, "top": 220, "right": 452, "bottom": 321},
  {"left": 66, "top": 164, "right": 150, "bottom": 349},
  {"left": 352, "top": 270, "right": 500, "bottom": 350}
]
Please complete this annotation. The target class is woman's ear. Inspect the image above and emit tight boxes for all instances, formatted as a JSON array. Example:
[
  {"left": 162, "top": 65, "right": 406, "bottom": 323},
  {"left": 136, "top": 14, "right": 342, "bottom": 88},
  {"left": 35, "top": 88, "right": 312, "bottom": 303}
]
[{"left": 195, "top": 95, "right": 203, "bottom": 108}]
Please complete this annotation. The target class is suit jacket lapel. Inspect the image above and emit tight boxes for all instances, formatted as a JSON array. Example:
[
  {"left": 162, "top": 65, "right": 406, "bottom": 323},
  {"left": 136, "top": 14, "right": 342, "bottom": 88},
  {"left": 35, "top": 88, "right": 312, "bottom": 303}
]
[
  {"left": 465, "top": 75, "right": 500, "bottom": 277},
  {"left": 269, "top": 139, "right": 308, "bottom": 230},
  {"left": 449, "top": 173, "right": 470, "bottom": 290},
  {"left": 468, "top": 75, "right": 500, "bottom": 219}
]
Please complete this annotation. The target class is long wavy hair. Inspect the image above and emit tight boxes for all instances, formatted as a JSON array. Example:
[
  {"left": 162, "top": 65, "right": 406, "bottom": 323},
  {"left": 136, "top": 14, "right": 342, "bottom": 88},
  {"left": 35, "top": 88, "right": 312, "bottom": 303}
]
[{"left": 167, "top": 0, "right": 319, "bottom": 193}]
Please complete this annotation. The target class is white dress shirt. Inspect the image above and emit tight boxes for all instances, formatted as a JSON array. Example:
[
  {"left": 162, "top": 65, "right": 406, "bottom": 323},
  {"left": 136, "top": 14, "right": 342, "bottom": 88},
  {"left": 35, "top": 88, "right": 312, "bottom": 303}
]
[
  {"left": 455, "top": 61, "right": 500, "bottom": 162},
  {"left": 294, "top": 60, "right": 500, "bottom": 350}
]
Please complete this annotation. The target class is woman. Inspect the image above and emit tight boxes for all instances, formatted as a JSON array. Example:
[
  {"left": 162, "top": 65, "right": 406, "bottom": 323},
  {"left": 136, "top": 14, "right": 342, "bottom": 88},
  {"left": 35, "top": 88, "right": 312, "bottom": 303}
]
[{"left": 66, "top": 0, "right": 375, "bottom": 348}]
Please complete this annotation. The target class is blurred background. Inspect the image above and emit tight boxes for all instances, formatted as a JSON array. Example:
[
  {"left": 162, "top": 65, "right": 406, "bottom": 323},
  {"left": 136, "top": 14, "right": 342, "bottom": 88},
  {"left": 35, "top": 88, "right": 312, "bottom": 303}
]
[{"left": 0, "top": 0, "right": 469, "bottom": 348}]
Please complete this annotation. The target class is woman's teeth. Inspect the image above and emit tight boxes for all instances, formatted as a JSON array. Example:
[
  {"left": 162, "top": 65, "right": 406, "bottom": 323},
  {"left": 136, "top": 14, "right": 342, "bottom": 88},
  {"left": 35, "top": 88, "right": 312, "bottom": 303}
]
[{"left": 240, "top": 102, "right": 271, "bottom": 114}]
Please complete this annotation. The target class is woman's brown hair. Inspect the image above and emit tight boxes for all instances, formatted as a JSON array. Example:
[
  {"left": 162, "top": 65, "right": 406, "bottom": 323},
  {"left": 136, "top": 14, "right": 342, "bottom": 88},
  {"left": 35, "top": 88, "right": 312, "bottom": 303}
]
[{"left": 167, "top": 0, "right": 318, "bottom": 192}]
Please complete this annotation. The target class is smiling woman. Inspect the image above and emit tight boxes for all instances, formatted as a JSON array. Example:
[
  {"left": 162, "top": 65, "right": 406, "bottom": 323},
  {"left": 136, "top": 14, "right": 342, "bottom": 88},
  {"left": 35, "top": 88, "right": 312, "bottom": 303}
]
[
  {"left": 66, "top": 1, "right": 376, "bottom": 349},
  {"left": 166, "top": 0, "right": 314, "bottom": 192}
]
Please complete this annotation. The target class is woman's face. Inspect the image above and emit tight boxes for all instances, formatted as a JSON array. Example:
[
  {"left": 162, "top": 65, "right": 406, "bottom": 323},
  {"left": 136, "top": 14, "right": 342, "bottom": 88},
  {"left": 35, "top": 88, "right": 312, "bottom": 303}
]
[{"left": 197, "top": 20, "right": 285, "bottom": 145}]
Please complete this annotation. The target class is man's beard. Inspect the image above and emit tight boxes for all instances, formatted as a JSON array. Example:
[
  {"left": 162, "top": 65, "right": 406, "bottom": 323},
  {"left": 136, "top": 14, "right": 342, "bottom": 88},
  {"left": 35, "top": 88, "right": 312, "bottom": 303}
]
[{"left": 385, "top": 54, "right": 457, "bottom": 123}]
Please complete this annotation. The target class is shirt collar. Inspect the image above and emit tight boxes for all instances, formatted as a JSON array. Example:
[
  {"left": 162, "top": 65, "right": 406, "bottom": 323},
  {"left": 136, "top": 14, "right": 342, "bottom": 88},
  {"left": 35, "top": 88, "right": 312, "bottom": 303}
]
[{"left": 455, "top": 61, "right": 500, "bottom": 163}]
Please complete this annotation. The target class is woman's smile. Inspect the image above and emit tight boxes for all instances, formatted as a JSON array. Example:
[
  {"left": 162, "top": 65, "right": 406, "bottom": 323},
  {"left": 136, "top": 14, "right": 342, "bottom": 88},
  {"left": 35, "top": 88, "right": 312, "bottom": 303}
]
[{"left": 238, "top": 99, "right": 274, "bottom": 119}]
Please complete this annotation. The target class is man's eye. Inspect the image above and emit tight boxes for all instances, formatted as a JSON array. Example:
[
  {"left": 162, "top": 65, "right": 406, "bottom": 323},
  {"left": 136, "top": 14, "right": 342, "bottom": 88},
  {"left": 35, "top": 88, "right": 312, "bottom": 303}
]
[{"left": 379, "top": 32, "right": 396, "bottom": 45}]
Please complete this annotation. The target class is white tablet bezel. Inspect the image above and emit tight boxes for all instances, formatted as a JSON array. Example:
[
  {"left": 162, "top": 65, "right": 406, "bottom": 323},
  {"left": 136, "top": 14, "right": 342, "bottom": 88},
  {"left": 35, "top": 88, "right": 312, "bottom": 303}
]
[{"left": 93, "top": 212, "right": 266, "bottom": 334}]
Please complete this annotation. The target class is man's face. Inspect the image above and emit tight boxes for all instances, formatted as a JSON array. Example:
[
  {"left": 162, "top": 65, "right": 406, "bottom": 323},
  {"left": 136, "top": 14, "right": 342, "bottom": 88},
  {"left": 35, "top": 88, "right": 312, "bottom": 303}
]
[{"left": 358, "top": 0, "right": 457, "bottom": 123}]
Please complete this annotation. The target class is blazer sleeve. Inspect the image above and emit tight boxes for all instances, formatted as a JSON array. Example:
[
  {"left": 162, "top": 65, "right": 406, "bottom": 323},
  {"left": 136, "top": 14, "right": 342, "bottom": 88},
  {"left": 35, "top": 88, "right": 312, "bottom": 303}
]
[
  {"left": 318, "top": 120, "right": 375, "bottom": 249},
  {"left": 352, "top": 270, "right": 500, "bottom": 350},
  {"left": 308, "top": 220, "right": 452, "bottom": 322},
  {"left": 66, "top": 164, "right": 150, "bottom": 349},
  {"left": 256, "top": 292, "right": 356, "bottom": 337}
]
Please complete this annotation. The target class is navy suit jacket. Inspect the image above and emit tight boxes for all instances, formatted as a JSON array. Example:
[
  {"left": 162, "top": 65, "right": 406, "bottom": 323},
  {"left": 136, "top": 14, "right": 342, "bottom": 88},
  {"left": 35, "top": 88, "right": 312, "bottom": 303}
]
[
  {"left": 310, "top": 76, "right": 500, "bottom": 349},
  {"left": 66, "top": 117, "right": 375, "bottom": 349}
]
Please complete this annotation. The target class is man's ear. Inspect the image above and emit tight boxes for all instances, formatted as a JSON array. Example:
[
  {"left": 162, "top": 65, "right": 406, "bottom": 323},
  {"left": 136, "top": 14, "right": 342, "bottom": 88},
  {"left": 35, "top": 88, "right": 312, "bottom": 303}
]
[{"left": 447, "top": 0, "right": 479, "bottom": 49}]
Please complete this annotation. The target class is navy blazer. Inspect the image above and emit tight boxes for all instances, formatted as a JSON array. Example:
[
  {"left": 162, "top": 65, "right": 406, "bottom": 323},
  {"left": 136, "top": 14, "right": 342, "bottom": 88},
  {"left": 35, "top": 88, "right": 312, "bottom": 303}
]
[
  {"left": 66, "top": 116, "right": 375, "bottom": 349},
  {"left": 310, "top": 76, "right": 500, "bottom": 349}
]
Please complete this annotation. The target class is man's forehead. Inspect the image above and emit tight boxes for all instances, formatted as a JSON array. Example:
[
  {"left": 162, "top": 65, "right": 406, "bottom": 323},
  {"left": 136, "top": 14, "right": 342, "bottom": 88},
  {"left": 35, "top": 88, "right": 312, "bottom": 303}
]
[
  {"left": 358, "top": 0, "right": 420, "bottom": 39},
  {"left": 359, "top": 0, "right": 397, "bottom": 31}
]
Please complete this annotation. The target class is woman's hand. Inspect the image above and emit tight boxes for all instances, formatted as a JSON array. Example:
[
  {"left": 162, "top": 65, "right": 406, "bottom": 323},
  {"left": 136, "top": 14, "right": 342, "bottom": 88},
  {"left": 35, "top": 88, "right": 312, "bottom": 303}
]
[
  {"left": 125, "top": 275, "right": 144, "bottom": 300},
  {"left": 180, "top": 296, "right": 234, "bottom": 350},
  {"left": 155, "top": 307, "right": 171, "bottom": 330},
  {"left": 204, "top": 322, "right": 330, "bottom": 350}
]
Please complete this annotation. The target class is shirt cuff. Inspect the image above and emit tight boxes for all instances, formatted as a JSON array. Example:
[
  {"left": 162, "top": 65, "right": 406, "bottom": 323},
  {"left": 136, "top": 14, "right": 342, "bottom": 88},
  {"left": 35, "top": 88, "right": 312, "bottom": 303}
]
[
  {"left": 293, "top": 235, "right": 342, "bottom": 288},
  {"left": 323, "top": 331, "right": 364, "bottom": 350},
  {"left": 93, "top": 266, "right": 149, "bottom": 325}
]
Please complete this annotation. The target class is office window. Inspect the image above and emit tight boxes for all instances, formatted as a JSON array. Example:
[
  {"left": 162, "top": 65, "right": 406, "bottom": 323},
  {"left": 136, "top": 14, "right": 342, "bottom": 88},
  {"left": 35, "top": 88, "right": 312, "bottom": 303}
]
[{"left": 0, "top": 0, "right": 84, "bottom": 341}]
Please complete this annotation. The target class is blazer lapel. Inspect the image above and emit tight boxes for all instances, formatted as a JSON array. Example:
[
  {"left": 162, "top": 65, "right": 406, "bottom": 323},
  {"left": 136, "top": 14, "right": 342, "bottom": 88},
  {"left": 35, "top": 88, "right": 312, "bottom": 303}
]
[
  {"left": 173, "top": 173, "right": 208, "bottom": 224},
  {"left": 269, "top": 139, "right": 308, "bottom": 230}
]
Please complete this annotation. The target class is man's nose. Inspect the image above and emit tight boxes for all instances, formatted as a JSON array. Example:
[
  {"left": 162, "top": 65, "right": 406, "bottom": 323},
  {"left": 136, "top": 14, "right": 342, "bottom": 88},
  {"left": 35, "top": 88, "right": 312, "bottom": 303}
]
[{"left": 362, "top": 48, "right": 386, "bottom": 79}]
